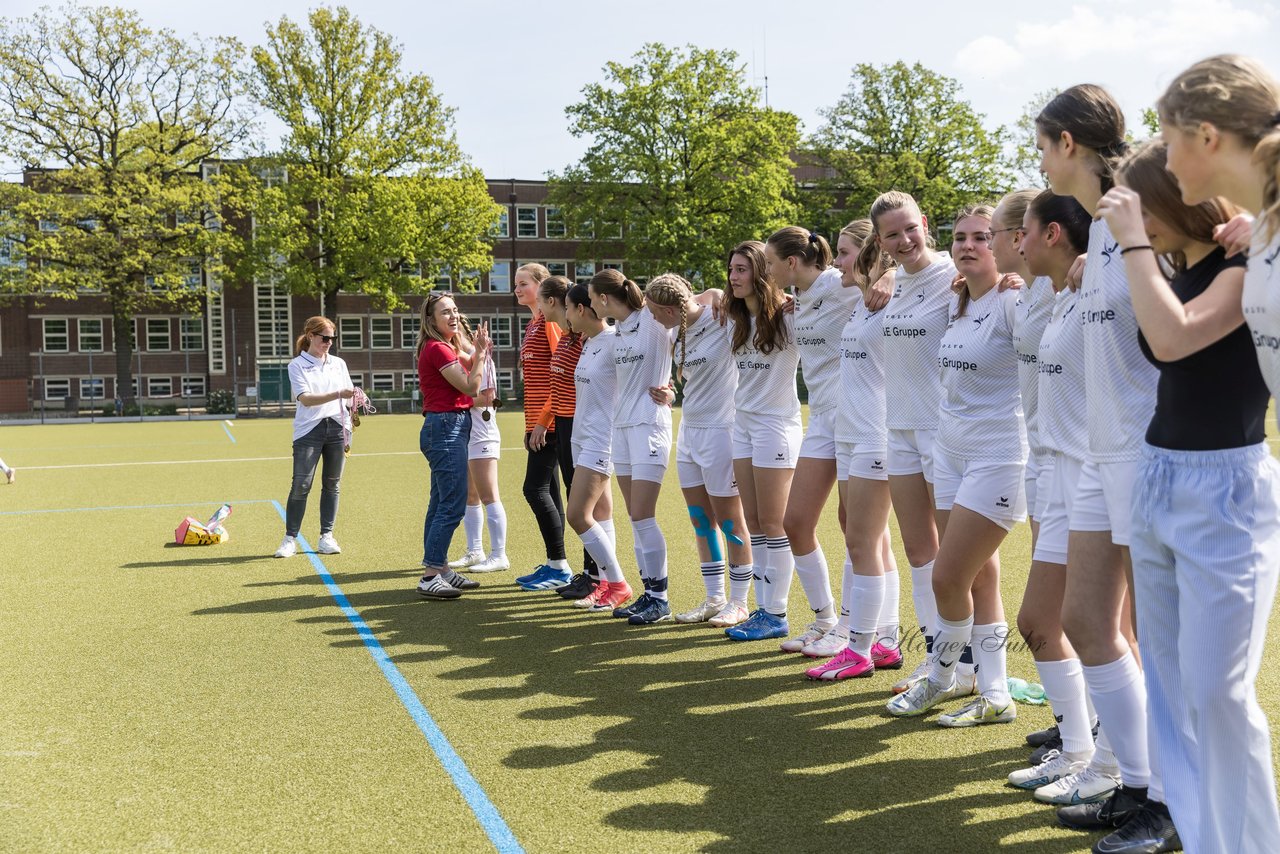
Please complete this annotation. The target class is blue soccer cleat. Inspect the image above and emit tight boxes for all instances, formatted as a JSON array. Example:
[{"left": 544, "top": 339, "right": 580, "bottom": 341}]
[{"left": 725, "top": 609, "right": 789, "bottom": 641}]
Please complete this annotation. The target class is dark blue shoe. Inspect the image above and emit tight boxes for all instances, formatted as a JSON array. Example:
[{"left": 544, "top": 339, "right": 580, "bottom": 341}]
[
  {"left": 725, "top": 609, "right": 789, "bottom": 641},
  {"left": 612, "top": 592, "right": 654, "bottom": 619},
  {"left": 627, "top": 596, "right": 672, "bottom": 625}
]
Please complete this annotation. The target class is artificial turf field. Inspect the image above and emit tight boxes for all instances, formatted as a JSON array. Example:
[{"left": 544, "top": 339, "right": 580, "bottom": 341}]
[{"left": 3, "top": 410, "right": 1280, "bottom": 854}]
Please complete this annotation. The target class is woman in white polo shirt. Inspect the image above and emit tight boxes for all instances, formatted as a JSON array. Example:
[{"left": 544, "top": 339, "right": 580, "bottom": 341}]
[{"left": 275, "top": 315, "right": 355, "bottom": 559}]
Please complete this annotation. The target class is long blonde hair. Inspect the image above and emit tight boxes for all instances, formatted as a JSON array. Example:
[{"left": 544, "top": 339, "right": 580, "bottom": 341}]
[
  {"left": 643, "top": 273, "right": 695, "bottom": 376},
  {"left": 414, "top": 293, "right": 473, "bottom": 358}
]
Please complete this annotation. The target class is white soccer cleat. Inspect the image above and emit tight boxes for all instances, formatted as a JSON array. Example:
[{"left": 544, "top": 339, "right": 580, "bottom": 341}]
[
  {"left": 5, "top": 468, "right": 14, "bottom": 484},
  {"left": 469, "top": 555, "right": 510, "bottom": 573},
  {"left": 1033, "top": 761, "right": 1121, "bottom": 804},
  {"left": 274, "top": 536, "right": 297, "bottom": 558},
  {"left": 801, "top": 627, "right": 850, "bottom": 658},
  {"left": 674, "top": 598, "right": 728, "bottom": 624},
  {"left": 1008, "top": 749, "right": 1089, "bottom": 790},
  {"left": 448, "top": 550, "right": 485, "bottom": 569},
  {"left": 317, "top": 533, "right": 342, "bottom": 555},
  {"left": 886, "top": 674, "right": 973, "bottom": 717},
  {"left": 708, "top": 600, "right": 749, "bottom": 628},
  {"left": 937, "top": 694, "right": 1017, "bottom": 728},
  {"left": 891, "top": 657, "right": 932, "bottom": 695},
  {"left": 780, "top": 622, "right": 829, "bottom": 654}
]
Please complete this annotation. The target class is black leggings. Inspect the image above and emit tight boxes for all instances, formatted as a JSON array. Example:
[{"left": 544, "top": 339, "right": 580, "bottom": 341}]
[
  {"left": 523, "top": 429, "right": 565, "bottom": 561},
  {"left": 554, "top": 416, "right": 599, "bottom": 576}
]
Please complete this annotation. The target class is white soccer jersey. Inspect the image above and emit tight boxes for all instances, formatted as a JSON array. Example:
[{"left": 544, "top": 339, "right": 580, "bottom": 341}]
[
  {"left": 1013, "top": 276, "right": 1055, "bottom": 456},
  {"left": 613, "top": 305, "right": 675, "bottom": 428},
  {"left": 677, "top": 306, "right": 737, "bottom": 429},
  {"left": 1079, "top": 219, "right": 1158, "bottom": 463},
  {"left": 935, "top": 286, "right": 1027, "bottom": 461},
  {"left": 881, "top": 255, "right": 957, "bottom": 430},
  {"left": 1037, "top": 289, "right": 1090, "bottom": 461},
  {"left": 835, "top": 290, "right": 888, "bottom": 447},
  {"left": 733, "top": 313, "right": 800, "bottom": 417},
  {"left": 574, "top": 327, "right": 618, "bottom": 439},
  {"left": 794, "top": 267, "right": 860, "bottom": 414},
  {"left": 1242, "top": 226, "right": 1280, "bottom": 406}
]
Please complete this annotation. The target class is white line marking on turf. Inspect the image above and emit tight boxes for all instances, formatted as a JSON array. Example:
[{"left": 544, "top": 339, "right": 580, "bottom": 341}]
[
  {"left": 22, "top": 451, "right": 422, "bottom": 471},
  {"left": 270, "top": 501, "right": 523, "bottom": 853},
  {"left": 0, "top": 499, "right": 273, "bottom": 517}
]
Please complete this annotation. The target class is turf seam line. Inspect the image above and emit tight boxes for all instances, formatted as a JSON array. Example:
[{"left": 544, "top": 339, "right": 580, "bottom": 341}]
[
  {"left": 222, "top": 421, "right": 237, "bottom": 444},
  {"left": 0, "top": 499, "right": 274, "bottom": 516},
  {"left": 270, "top": 500, "right": 524, "bottom": 854}
]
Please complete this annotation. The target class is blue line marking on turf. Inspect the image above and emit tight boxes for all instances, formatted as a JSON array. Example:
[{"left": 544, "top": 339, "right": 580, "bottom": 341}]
[
  {"left": 0, "top": 499, "right": 272, "bottom": 517},
  {"left": 270, "top": 500, "right": 523, "bottom": 854},
  {"left": 222, "top": 421, "right": 237, "bottom": 444}
]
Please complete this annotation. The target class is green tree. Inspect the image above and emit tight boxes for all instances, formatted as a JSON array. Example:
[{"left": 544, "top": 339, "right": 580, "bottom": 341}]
[
  {"left": 1010, "top": 88, "right": 1060, "bottom": 188},
  {"left": 245, "top": 6, "right": 499, "bottom": 317},
  {"left": 0, "top": 4, "right": 251, "bottom": 404},
  {"left": 547, "top": 43, "right": 801, "bottom": 285},
  {"left": 811, "top": 62, "right": 1013, "bottom": 230}
]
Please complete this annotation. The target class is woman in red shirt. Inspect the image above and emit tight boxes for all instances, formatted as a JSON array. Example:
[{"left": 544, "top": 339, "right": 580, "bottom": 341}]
[{"left": 415, "top": 292, "right": 492, "bottom": 600}]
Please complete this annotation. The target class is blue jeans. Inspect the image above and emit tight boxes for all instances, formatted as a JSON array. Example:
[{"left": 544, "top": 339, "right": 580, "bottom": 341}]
[
  {"left": 285, "top": 418, "right": 346, "bottom": 537},
  {"left": 421, "top": 410, "right": 471, "bottom": 567}
]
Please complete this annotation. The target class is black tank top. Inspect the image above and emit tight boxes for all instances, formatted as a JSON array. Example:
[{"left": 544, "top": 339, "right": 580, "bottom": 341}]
[{"left": 1139, "top": 247, "right": 1267, "bottom": 450}]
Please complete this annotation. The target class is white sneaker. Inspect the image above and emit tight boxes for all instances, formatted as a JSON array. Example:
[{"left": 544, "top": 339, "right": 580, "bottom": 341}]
[
  {"left": 5, "top": 468, "right": 13, "bottom": 484},
  {"left": 780, "top": 622, "right": 830, "bottom": 653},
  {"left": 708, "top": 600, "right": 749, "bottom": 628},
  {"left": 1008, "top": 749, "right": 1089, "bottom": 790},
  {"left": 274, "top": 536, "right": 297, "bottom": 558},
  {"left": 675, "top": 598, "right": 728, "bottom": 624},
  {"left": 448, "top": 550, "right": 484, "bottom": 569},
  {"left": 801, "top": 627, "right": 849, "bottom": 658},
  {"left": 1033, "top": 762, "right": 1121, "bottom": 805},
  {"left": 317, "top": 533, "right": 341, "bottom": 554},
  {"left": 469, "top": 555, "right": 510, "bottom": 573},
  {"left": 886, "top": 674, "right": 973, "bottom": 717}
]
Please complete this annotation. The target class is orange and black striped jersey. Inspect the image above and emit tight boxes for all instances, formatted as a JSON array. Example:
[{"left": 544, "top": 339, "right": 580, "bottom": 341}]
[
  {"left": 549, "top": 333, "right": 583, "bottom": 419},
  {"left": 520, "top": 314, "right": 562, "bottom": 433}
]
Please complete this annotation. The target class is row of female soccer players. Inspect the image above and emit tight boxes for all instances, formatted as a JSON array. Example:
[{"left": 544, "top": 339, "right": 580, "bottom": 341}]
[{"left": 457, "top": 55, "right": 1280, "bottom": 854}]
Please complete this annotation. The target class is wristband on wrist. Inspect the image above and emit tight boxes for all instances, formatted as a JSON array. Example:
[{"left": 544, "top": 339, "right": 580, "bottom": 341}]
[{"left": 1120, "top": 245, "right": 1155, "bottom": 256}]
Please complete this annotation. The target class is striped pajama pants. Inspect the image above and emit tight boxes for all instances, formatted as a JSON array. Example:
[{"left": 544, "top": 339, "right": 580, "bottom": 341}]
[{"left": 1131, "top": 442, "right": 1280, "bottom": 854}]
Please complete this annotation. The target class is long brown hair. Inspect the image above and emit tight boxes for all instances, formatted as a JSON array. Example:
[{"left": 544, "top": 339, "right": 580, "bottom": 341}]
[
  {"left": 767, "top": 225, "right": 833, "bottom": 270},
  {"left": 1036, "top": 84, "right": 1128, "bottom": 193},
  {"left": 295, "top": 316, "right": 334, "bottom": 356},
  {"left": 589, "top": 268, "right": 644, "bottom": 311},
  {"left": 414, "top": 292, "right": 472, "bottom": 358},
  {"left": 723, "top": 240, "right": 789, "bottom": 354}
]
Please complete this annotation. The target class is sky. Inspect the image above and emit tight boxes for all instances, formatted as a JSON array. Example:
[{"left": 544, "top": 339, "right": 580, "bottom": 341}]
[{"left": 4, "top": 0, "right": 1280, "bottom": 180}]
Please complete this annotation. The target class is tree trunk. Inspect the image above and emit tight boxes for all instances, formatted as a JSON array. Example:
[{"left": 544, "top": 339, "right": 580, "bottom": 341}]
[
  {"left": 113, "top": 307, "right": 135, "bottom": 406},
  {"left": 324, "top": 284, "right": 339, "bottom": 324}
]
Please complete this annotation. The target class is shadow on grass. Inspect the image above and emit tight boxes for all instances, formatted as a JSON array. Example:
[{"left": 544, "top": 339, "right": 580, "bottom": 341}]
[
  {"left": 121, "top": 554, "right": 278, "bottom": 568},
  {"left": 195, "top": 574, "right": 1082, "bottom": 854}
]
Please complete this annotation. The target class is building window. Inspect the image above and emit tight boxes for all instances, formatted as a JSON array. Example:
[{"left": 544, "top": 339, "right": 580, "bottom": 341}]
[
  {"left": 545, "top": 208, "right": 566, "bottom": 238},
  {"left": 488, "top": 261, "right": 511, "bottom": 293},
  {"left": 78, "top": 318, "right": 104, "bottom": 352},
  {"left": 458, "top": 269, "right": 483, "bottom": 291},
  {"left": 349, "top": 372, "right": 364, "bottom": 388},
  {"left": 44, "top": 377, "right": 71, "bottom": 400},
  {"left": 79, "top": 377, "right": 105, "bottom": 400},
  {"left": 371, "top": 372, "right": 395, "bottom": 392},
  {"left": 401, "top": 371, "right": 419, "bottom": 391},
  {"left": 260, "top": 165, "right": 287, "bottom": 187},
  {"left": 574, "top": 262, "right": 596, "bottom": 287},
  {"left": 544, "top": 261, "right": 569, "bottom": 278},
  {"left": 370, "top": 317, "right": 393, "bottom": 349},
  {"left": 43, "top": 318, "right": 69, "bottom": 352},
  {"left": 180, "top": 317, "right": 203, "bottom": 351},
  {"left": 147, "top": 318, "right": 171, "bottom": 351},
  {"left": 490, "top": 209, "right": 509, "bottom": 239},
  {"left": 255, "top": 281, "right": 292, "bottom": 359},
  {"left": 489, "top": 315, "right": 513, "bottom": 349},
  {"left": 518, "top": 315, "right": 533, "bottom": 342},
  {"left": 432, "top": 265, "right": 451, "bottom": 291},
  {"left": 147, "top": 376, "right": 173, "bottom": 397},
  {"left": 400, "top": 315, "right": 420, "bottom": 349},
  {"left": 516, "top": 206, "right": 538, "bottom": 238},
  {"left": 339, "top": 317, "right": 362, "bottom": 349},
  {"left": 181, "top": 376, "right": 206, "bottom": 397},
  {"left": 497, "top": 369, "right": 515, "bottom": 393}
]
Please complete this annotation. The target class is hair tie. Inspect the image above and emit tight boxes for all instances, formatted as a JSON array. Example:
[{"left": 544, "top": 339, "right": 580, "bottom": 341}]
[
  {"left": 1272, "top": 110, "right": 1280, "bottom": 127},
  {"left": 807, "top": 231, "right": 818, "bottom": 244}
]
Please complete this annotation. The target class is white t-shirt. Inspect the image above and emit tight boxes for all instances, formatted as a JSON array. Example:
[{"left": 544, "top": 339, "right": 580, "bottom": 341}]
[
  {"left": 1242, "top": 225, "right": 1280, "bottom": 411},
  {"left": 1013, "top": 276, "right": 1055, "bottom": 457},
  {"left": 612, "top": 306, "right": 674, "bottom": 429},
  {"left": 794, "top": 267, "right": 860, "bottom": 414},
  {"left": 835, "top": 290, "right": 888, "bottom": 447},
  {"left": 574, "top": 327, "right": 618, "bottom": 440},
  {"left": 935, "top": 286, "right": 1027, "bottom": 462},
  {"left": 733, "top": 313, "right": 800, "bottom": 418},
  {"left": 881, "top": 255, "right": 957, "bottom": 430},
  {"left": 1037, "top": 289, "right": 1089, "bottom": 461},
  {"left": 1079, "top": 219, "right": 1158, "bottom": 463},
  {"left": 288, "top": 352, "right": 353, "bottom": 442},
  {"left": 677, "top": 307, "right": 737, "bottom": 429}
]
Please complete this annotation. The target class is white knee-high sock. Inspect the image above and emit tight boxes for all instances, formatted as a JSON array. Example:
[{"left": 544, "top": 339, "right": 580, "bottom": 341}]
[
  {"left": 633, "top": 518, "right": 668, "bottom": 600},
  {"left": 599, "top": 517, "right": 616, "bottom": 549},
  {"left": 1037, "top": 658, "right": 1094, "bottom": 758},
  {"left": 878, "top": 568, "right": 901, "bottom": 648},
  {"left": 484, "top": 501, "right": 507, "bottom": 557},
  {"left": 463, "top": 503, "right": 484, "bottom": 553},
  {"left": 929, "top": 614, "right": 973, "bottom": 686},
  {"left": 700, "top": 561, "right": 726, "bottom": 601},
  {"left": 629, "top": 519, "right": 650, "bottom": 588},
  {"left": 1092, "top": 723, "right": 1118, "bottom": 771},
  {"left": 972, "top": 623, "right": 1011, "bottom": 703},
  {"left": 793, "top": 546, "right": 836, "bottom": 624},
  {"left": 750, "top": 534, "right": 767, "bottom": 605},
  {"left": 910, "top": 561, "right": 938, "bottom": 653},
  {"left": 581, "top": 523, "right": 625, "bottom": 583},
  {"left": 1082, "top": 653, "right": 1150, "bottom": 789},
  {"left": 764, "top": 536, "right": 794, "bottom": 616},
  {"left": 838, "top": 555, "right": 854, "bottom": 632},
  {"left": 849, "top": 574, "right": 886, "bottom": 658},
  {"left": 728, "top": 563, "right": 753, "bottom": 605}
]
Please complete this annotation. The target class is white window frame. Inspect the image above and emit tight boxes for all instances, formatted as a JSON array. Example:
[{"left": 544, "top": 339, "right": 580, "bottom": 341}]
[
  {"left": 79, "top": 377, "right": 105, "bottom": 400},
  {"left": 490, "top": 209, "right": 509, "bottom": 239},
  {"left": 401, "top": 371, "right": 419, "bottom": 391},
  {"left": 488, "top": 315, "right": 513, "bottom": 349},
  {"left": 370, "top": 317, "right": 393, "bottom": 350},
  {"left": 574, "top": 262, "right": 596, "bottom": 287},
  {"left": 516, "top": 205, "right": 539, "bottom": 239},
  {"left": 147, "top": 376, "right": 173, "bottom": 398},
  {"left": 545, "top": 208, "right": 566, "bottom": 238},
  {"left": 488, "top": 261, "right": 511, "bottom": 294},
  {"left": 43, "top": 318, "right": 69, "bottom": 353},
  {"left": 544, "top": 261, "right": 569, "bottom": 279},
  {"left": 497, "top": 369, "right": 515, "bottom": 393},
  {"left": 400, "top": 315, "right": 420, "bottom": 350},
  {"left": 44, "top": 377, "right": 71, "bottom": 400},
  {"left": 339, "top": 317, "right": 362, "bottom": 350},
  {"left": 349, "top": 372, "right": 364, "bottom": 388},
  {"left": 146, "top": 318, "right": 172, "bottom": 352},
  {"left": 78, "top": 318, "right": 104, "bottom": 353},
  {"left": 371, "top": 372, "right": 395, "bottom": 392},
  {"left": 179, "top": 317, "right": 203, "bottom": 352},
  {"left": 181, "top": 375, "right": 206, "bottom": 398}
]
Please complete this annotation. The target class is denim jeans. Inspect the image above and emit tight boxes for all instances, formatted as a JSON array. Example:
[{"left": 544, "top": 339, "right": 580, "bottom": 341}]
[
  {"left": 286, "top": 417, "right": 346, "bottom": 537},
  {"left": 421, "top": 410, "right": 471, "bottom": 567}
]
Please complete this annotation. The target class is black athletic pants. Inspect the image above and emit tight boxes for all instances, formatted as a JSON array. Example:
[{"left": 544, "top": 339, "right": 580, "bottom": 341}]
[{"left": 523, "top": 429, "right": 565, "bottom": 562}]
